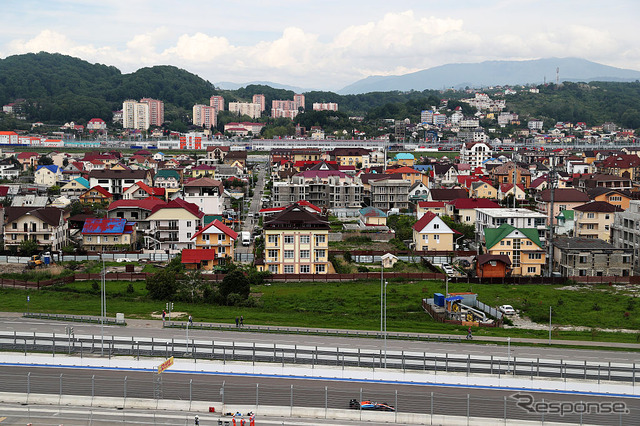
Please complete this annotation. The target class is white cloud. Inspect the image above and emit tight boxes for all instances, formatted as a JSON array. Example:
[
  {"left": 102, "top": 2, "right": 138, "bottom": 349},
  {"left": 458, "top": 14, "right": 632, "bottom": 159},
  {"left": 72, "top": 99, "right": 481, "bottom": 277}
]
[{"left": 2, "top": 8, "right": 639, "bottom": 90}]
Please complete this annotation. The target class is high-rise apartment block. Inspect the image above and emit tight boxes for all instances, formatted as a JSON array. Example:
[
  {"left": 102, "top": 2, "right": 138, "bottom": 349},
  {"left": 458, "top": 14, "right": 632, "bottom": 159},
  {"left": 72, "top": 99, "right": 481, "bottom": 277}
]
[
  {"left": 193, "top": 104, "right": 217, "bottom": 128},
  {"left": 271, "top": 94, "right": 305, "bottom": 119},
  {"left": 123, "top": 100, "right": 150, "bottom": 130},
  {"left": 229, "top": 102, "right": 262, "bottom": 119},
  {"left": 312, "top": 102, "right": 338, "bottom": 111},
  {"left": 252, "top": 94, "right": 266, "bottom": 112},
  {"left": 209, "top": 95, "right": 225, "bottom": 112},
  {"left": 139, "top": 98, "right": 164, "bottom": 127}
]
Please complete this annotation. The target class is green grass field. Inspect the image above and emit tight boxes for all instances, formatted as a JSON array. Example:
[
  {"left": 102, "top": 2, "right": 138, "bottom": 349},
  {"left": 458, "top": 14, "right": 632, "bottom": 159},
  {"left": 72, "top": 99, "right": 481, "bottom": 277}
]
[{"left": 2, "top": 278, "right": 639, "bottom": 344}]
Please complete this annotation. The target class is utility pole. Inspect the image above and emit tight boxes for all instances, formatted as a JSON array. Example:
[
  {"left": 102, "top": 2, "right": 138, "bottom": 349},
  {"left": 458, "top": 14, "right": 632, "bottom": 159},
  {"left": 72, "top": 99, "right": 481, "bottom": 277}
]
[{"left": 546, "top": 155, "right": 556, "bottom": 277}]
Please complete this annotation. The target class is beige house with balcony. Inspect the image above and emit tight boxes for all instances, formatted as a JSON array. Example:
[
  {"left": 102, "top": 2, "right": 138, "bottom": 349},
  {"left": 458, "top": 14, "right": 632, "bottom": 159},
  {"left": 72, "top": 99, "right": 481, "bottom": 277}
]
[
  {"left": 412, "top": 212, "right": 455, "bottom": 252},
  {"left": 260, "top": 203, "right": 331, "bottom": 274},
  {"left": 573, "top": 201, "right": 620, "bottom": 242},
  {"left": 4, "top": 207, "right": 67, "bottom": 251}
]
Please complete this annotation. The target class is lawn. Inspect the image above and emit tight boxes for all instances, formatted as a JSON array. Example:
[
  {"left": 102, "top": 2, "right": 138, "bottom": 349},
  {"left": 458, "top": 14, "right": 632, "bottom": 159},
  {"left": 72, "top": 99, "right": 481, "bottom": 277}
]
[{"left": 1, "top": 278, "right": 639, "bottom": 344}]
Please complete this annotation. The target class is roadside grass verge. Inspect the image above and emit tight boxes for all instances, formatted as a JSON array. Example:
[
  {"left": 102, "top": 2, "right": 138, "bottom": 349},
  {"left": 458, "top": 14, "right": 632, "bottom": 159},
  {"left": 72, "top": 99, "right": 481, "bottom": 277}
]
[{"left": 1, "top": 279, "right": 639, "bottom": 344}]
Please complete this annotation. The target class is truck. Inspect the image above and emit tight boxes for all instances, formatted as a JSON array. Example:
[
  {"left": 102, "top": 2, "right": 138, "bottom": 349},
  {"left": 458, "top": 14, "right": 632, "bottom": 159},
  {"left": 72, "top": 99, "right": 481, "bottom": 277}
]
[{"left": 241, "top": 231, "right": 251, "bottom": 246}]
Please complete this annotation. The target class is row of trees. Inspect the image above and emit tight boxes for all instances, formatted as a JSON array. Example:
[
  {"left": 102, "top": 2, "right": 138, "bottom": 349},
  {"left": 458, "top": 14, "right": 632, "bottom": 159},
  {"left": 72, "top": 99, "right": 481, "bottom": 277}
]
[{"left": 145, "top": 256, "right": 270, "bottom": 306}]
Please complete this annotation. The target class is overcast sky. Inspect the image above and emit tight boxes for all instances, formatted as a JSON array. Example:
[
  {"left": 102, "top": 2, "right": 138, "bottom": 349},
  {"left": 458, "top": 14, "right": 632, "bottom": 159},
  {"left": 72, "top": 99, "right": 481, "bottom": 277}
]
[{"left": 2, "top": 0, "right": 639, "bottom": 91}]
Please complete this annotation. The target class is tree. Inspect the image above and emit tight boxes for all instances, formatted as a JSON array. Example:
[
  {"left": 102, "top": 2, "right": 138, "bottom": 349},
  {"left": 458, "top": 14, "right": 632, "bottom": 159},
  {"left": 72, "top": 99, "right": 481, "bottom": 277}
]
[
  {"left": 47, "top": 185, "right": 60, "bottom": 196},
  {"left": 145, "top": 269, "right": 178, "bottom": 300},
  {"left": 37, "top": 155, "right": 53, "bottom": 166},
  {"left": 19, "top": 239, "right": 39, "bottom": 256},
  {"left": 218, "top": 269, "right": 250, "bottom": 305},
  {"left": 176, "top": 270, "right": 206, "bottom": 303}
]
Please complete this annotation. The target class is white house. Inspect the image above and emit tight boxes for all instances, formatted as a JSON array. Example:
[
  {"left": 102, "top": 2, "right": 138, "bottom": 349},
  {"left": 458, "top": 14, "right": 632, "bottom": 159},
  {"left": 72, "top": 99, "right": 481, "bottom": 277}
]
[{"left": 34, "top": 165, "right": 63, "bottom": 186}]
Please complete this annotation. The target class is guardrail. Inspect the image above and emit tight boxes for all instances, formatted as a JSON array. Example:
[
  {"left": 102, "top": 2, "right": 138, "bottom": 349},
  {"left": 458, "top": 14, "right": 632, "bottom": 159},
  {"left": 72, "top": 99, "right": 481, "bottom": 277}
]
[
  {"left": 23, "top": 313, "right": 126, "bottom": 326},
  {"left": 0, "top": 331, "right": 637, "bottom": 384}
]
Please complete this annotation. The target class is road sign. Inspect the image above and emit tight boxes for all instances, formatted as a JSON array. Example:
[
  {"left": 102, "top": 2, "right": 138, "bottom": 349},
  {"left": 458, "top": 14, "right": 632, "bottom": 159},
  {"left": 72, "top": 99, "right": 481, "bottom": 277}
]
[{"left": 157, "top": 356, "right": 174, "bottom": 374}]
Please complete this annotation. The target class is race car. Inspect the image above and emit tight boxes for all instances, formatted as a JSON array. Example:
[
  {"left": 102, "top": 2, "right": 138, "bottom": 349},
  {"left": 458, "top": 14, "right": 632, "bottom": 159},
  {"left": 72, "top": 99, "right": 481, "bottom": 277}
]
[{"left": 349, "top": 399, "right": 395, "bottom": 411}]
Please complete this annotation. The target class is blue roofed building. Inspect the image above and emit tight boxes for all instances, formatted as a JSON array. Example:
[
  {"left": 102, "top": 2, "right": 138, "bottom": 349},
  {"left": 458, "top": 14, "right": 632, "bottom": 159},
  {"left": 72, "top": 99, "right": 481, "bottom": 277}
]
[
  {"left": 81, "top": 218, "right": 137, "bottom": 252},
  {"left": 35, "top": 165, "right": 63, "bottom": 186},
  {"left": 359, "top": 206, "right": 387, "bottom": 227}
]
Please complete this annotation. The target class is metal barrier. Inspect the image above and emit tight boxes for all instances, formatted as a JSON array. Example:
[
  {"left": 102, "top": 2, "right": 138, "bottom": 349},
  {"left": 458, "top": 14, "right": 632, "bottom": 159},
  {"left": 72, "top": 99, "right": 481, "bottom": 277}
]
[
  {"left": 0, "top": 331, "right": 637, "bottom": 384},
  {"left": 23, "top": 312, "right": 126, "bottom": 326}
]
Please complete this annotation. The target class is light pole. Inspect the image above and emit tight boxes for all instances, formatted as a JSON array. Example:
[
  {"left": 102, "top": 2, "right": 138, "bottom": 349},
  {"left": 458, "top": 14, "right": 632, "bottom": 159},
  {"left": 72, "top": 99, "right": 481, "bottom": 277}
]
[
  {"left": 27, "top": 295, "right": 30, "bottom": 316},
  {"left": 100, "top": 252, "right": 106, "bottom": 356},
  {"left": 507, "top": 337, "right": 511, "bottom": 373},
  {"left": 384, "top": 280, "right": 388, "bottom": 368},
  {"left": 186, "top": 320, "right": 190, "bottom": 354},
  {"left": 548, "top": 306, "right": 552, "bottom": 345},
  {"left": 380, "top": 258, "right": 384, "bottom": 338}
]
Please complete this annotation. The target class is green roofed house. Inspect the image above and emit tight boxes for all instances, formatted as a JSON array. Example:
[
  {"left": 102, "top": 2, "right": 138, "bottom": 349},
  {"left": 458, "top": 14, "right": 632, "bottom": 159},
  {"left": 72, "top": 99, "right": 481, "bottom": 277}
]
[
  {"left": 153, "top": 169, "right": 182, "bottom": 197},
  {"left": 555, "top": 210, "right": 574, "bottom": 236},
  {"left": 484, "top": 223, "right": 545, "bottom": 276}
]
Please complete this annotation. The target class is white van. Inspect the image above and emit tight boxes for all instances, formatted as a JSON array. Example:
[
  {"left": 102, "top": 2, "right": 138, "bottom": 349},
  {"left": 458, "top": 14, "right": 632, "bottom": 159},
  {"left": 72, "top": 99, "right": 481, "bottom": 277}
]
[{"left": 241, "top": 232, "right": 251, "bottom": 246}]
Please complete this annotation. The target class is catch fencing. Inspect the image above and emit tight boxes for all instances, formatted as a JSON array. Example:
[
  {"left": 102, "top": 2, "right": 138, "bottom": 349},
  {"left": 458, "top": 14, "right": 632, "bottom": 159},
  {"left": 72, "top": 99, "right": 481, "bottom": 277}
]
[
  {"left": 1, "top": 369, "right": 637, "bottom": 425},
  {"left": 0, "top": 331, "right": 638, "bottom": 385}
]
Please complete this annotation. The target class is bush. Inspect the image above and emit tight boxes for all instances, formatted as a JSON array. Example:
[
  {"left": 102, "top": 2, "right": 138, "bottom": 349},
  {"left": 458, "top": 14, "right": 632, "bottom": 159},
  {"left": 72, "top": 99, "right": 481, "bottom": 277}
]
[
  {"left": 357, "top": 266, "right": 369, "bottom": 272},
  {"left": 126, "top": 283, "right": 134, "bottom": 294},
  {"left": 343, "top": 252, "right": 352, "bottom": 263}
]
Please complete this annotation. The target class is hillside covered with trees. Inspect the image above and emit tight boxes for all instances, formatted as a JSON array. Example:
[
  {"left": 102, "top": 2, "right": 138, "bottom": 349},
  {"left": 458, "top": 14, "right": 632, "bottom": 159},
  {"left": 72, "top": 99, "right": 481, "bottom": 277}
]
[{"left": 1, "top": 52, "right": 640, "bottom": 133}]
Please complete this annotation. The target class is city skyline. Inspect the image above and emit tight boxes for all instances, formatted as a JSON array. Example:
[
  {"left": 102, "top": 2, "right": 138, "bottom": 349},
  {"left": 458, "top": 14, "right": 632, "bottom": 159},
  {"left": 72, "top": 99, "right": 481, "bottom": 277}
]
[{"left": 1, "top": 0, "right": 639, "bottom": 91}]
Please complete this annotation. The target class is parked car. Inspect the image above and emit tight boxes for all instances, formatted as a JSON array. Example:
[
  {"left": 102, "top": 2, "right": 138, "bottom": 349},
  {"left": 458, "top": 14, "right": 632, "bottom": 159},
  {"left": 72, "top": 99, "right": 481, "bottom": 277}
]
[
  {"left": 499, "top": 305, "right": 516, "bottom": 315},
  {"left": 442, "top": 263, "right": 455, "bottom": 276},
  {"left": 349, "top": 399, "right": 395, "bottom": 411}
]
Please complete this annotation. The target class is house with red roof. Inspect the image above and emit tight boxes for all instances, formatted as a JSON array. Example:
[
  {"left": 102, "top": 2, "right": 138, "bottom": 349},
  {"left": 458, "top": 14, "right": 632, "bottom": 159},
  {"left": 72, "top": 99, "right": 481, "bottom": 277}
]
[
  {"left": 16, "top": 152, "right": 39, "bottom": 171},
  {"left": 417, "top": 201, "right": 446, "bottom": 218},
  {"left": 123, "top": 181, "right": 166, "bottom": 201},
  {"left": 106, "top": 197, "right": 166, "bottom": 230},
  {"left": 189, "top": 219, "right": 238, "bottom": 268},
  {"left": 498, "top": 183, "right": 526, "bottom": 202},
  {"left": 146, "top": 198, "right": 204, "bottom": 252},
  {"left": 79, "top": 186, "right": 114, "bottom": 205},
  {"left": 412, "top": 212, "right": 455, "bottom": 251},
  {"left": 385, "top": 166, "right": 429, "bottom": 186}
]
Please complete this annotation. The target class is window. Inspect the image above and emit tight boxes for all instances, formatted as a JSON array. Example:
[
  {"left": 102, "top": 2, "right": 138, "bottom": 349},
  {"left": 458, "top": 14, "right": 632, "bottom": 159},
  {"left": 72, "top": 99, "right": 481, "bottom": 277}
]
[
  {"left": 434, "top": 223, "right": 440, "bottom": 229},
  {"left": 267, "top": 249, "right": 278, "bottom": 259},
  {"left": 500, "top": 241, "right": 505, "bottom": 246},
  {"left": 422, "top": 234, "right": 428, "bottom": 242},
  {"left": 187, "top": 221, "right": 191, "bottom": 227},
  {"left": 315, "top": 264, "right": 326, "bottom": 274},
  {"left": 529, "top": 253, "right": 542, "bottom": 260},
  {"left": 284, "top": 265, "right": 294, "bottom": 274},
  {"left": 315, "top": 249, "right": 326, "bottom": 258},
  {"left": 187, "top": 233, "right": 191, "bottom": 239},
  {"left": 87, "top": 236, "right": 92, "bottom": 242},
  {"left": 586, "top": 224, "right": 595, "bottom": 230},
  {"left": 284, "top": 250, "right": 294, "bottom": 259},
  {"left": 284, "top": 235, "right": 295, "bottom": 244},
  {"left": 587, "top": 213, "right": 595, "bottom": 219},
  {"left": 299, "top": 264, "right": 310, "bottom": 273},
  {"left": 268, "top": 265, "right": 279, "bottom": 273},
  {"left": 268, "top": 235, "right": 279, "bottom": 244},
  {"left": 579, "top": 255, "right": 588, "bottom": 263},
  {"left": 465, "top": 216, "right": 471, "bottom": 222},
  {"left": 527, "top": 267, "right": 536, "bottom": 273},
  {"left": 300, "top": 250, "right": 310, "bottom": 259},
  {"left": 506, "top": 240, "right": 511, "bottom": 246},
  {"left": 218, "top": 234, "right": 224, "bottom": 242},
  {"left": 579, "top": 269, "right": 587, "bottom": 276},
  {"left": 11, "top": 223, "right": 16, "bottom": 229},
  {"left": 433, "top": 234, "right": 439, "bottom": 242},
  {"left": 300, "top": 235, "right": 310, "bottom": 244},
  {"left": 315, "top": 235, "right": 326, "bottom": 245}
]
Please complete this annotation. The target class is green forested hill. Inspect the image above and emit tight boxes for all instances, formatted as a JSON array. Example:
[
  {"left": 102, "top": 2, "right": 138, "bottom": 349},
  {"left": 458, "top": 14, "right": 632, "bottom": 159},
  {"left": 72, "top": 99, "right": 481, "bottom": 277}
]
[
  {"left": 1, "top": 52, "right": 640, "bottom": 132},
  {"left": 0, "top": 52, "right": 215, "bottom": 123}
]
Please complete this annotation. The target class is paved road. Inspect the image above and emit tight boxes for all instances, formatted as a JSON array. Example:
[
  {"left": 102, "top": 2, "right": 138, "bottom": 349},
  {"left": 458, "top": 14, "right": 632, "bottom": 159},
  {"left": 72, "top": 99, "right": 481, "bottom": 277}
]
[
  {"left": 236, "top": 162, "right": 267, "bottom": 260},
  {"left": 1, "top": 365, "right": 638, "bottom": 425},
  {"left": 2, "top": 314, "right": 638, "bottom": 364}
]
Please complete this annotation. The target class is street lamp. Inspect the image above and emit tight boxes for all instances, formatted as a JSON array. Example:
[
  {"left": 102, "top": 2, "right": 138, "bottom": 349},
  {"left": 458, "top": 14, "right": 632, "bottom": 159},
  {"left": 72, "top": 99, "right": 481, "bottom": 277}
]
[{"left": 384, "top": 280, "right": 388, "bottom": 368}]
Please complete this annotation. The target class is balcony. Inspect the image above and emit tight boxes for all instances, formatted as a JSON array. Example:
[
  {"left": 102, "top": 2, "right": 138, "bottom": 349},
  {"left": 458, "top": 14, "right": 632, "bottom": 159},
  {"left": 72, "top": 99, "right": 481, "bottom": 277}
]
[{"left": 156, "top": 225, "right": 179, "bottom": 231}]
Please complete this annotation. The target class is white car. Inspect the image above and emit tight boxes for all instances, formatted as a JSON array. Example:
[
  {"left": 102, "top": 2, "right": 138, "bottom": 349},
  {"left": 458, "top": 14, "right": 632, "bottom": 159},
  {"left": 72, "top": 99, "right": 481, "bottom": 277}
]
[
  {"left": 499, "top": 305, "right": 516, "bottom": 315},
  {"left": 442, "top": 263, "right": 455, "bottom": 276}
]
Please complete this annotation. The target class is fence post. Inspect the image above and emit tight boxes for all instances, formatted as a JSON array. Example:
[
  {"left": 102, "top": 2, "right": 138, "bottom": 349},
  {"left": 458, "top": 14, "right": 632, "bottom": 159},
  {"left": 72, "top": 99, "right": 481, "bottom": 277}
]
[
  {"left": 124, "top": 376, "right": 127, "bottom": 402},
  {"left": 256, "top": 383, "right": 259, "bottom": 412},
  {"left": 59, "top": 373, "right": 63, "bottom": 400},
  {"left": 27, "top": 372, "right": 30, "bottom": 399},
  {"left": 467, "top": 354, "right": 470, "bottom": 377},
  {"left": 290, "top": 384, "right": 293, "bottom": 417},
  {"left": 52, "top": 332, "right": 55, "bottom": 358},
  {"left": 189, "top": 379, "right": 192, "bottom": 410}
]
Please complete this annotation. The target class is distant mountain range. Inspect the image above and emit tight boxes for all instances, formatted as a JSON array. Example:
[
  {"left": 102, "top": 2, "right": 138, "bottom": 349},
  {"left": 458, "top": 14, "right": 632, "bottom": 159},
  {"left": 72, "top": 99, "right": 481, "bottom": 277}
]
[{"left": 337, "top": 58, "right": 640, "bottom": 94}]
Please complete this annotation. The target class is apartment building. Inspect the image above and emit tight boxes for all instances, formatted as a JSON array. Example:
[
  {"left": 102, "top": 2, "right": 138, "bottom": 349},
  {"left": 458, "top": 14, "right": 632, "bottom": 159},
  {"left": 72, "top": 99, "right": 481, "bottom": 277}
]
[
  {"left": 229, "top": 102, "right": 262, "bottom": 119},
  {"left": 182, "top": 177, "right": 224, "bottom": 215},
  {"left": 147, "top": 199, "right": 203, "bottom": 252},
  {"left": 252, "top": 94, "right": 266, "bottom": 112},
  {"left": 193, "top": 104, "right": 216, "bottom": 128},
  {"left": 573, "top": 201, "right": 620, "bottom": 242},
  {"left": 459, "top": 142, "right": 492, "bottom": 168},
  {"left": 611, "top": 200, "right": 640, "bottom": 271},
  {"left": 123, "top": 100, "right": 150, "bottom": 130},
  {"left": 88, "top": 169, "right": 153, "bottom": 198},
  {"left": 312, "top": 102, "right": 338, "bottom": 111},
  {"left": 209, "top": 95, "right": 225, "bottom": 112},
  {"left": 272, "top": 174, "right": 362, "bottom": 210},
  {"left": 261, "top": 203, "right": 330, "bottom": 274},
  {"left": 370, "top": 177, "right": 410, "bottom": 212},
  {"left": 139, "top": 98, "right": 164, "bottom": 127}
]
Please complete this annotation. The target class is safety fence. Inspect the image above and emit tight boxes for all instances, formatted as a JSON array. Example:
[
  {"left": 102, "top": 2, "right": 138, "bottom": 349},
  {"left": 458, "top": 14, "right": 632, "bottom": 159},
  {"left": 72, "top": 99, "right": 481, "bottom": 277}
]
[
  {"left": 0, "top": 331, "right": 637, "bottom": 384},
  {"left": 1, "top": 369, "right": 637, "bottom": 425}
]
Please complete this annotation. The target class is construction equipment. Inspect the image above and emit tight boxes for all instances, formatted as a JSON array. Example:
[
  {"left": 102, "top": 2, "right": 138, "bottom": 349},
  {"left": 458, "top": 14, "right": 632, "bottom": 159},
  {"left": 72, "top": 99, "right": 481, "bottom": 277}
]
[{"left": 26, "top": 255, "right": 44, "bottom": 269}]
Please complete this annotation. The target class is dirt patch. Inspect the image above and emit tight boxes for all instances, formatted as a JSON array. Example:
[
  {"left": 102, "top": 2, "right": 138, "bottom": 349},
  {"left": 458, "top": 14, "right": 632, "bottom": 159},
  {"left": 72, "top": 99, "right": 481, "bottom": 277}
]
[
  {"left": 151, "top": 311, "right": 188, "bottom": 319},
  {"left": 505, "top": 313, "right": 640, "bottom": 333}
]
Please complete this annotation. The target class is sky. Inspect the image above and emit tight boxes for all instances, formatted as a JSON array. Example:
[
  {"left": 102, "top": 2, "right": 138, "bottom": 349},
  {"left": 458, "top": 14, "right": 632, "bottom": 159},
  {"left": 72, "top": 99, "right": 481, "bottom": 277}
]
[{"left": 2, "top": 0, "right": 639, "bottom": 92}]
